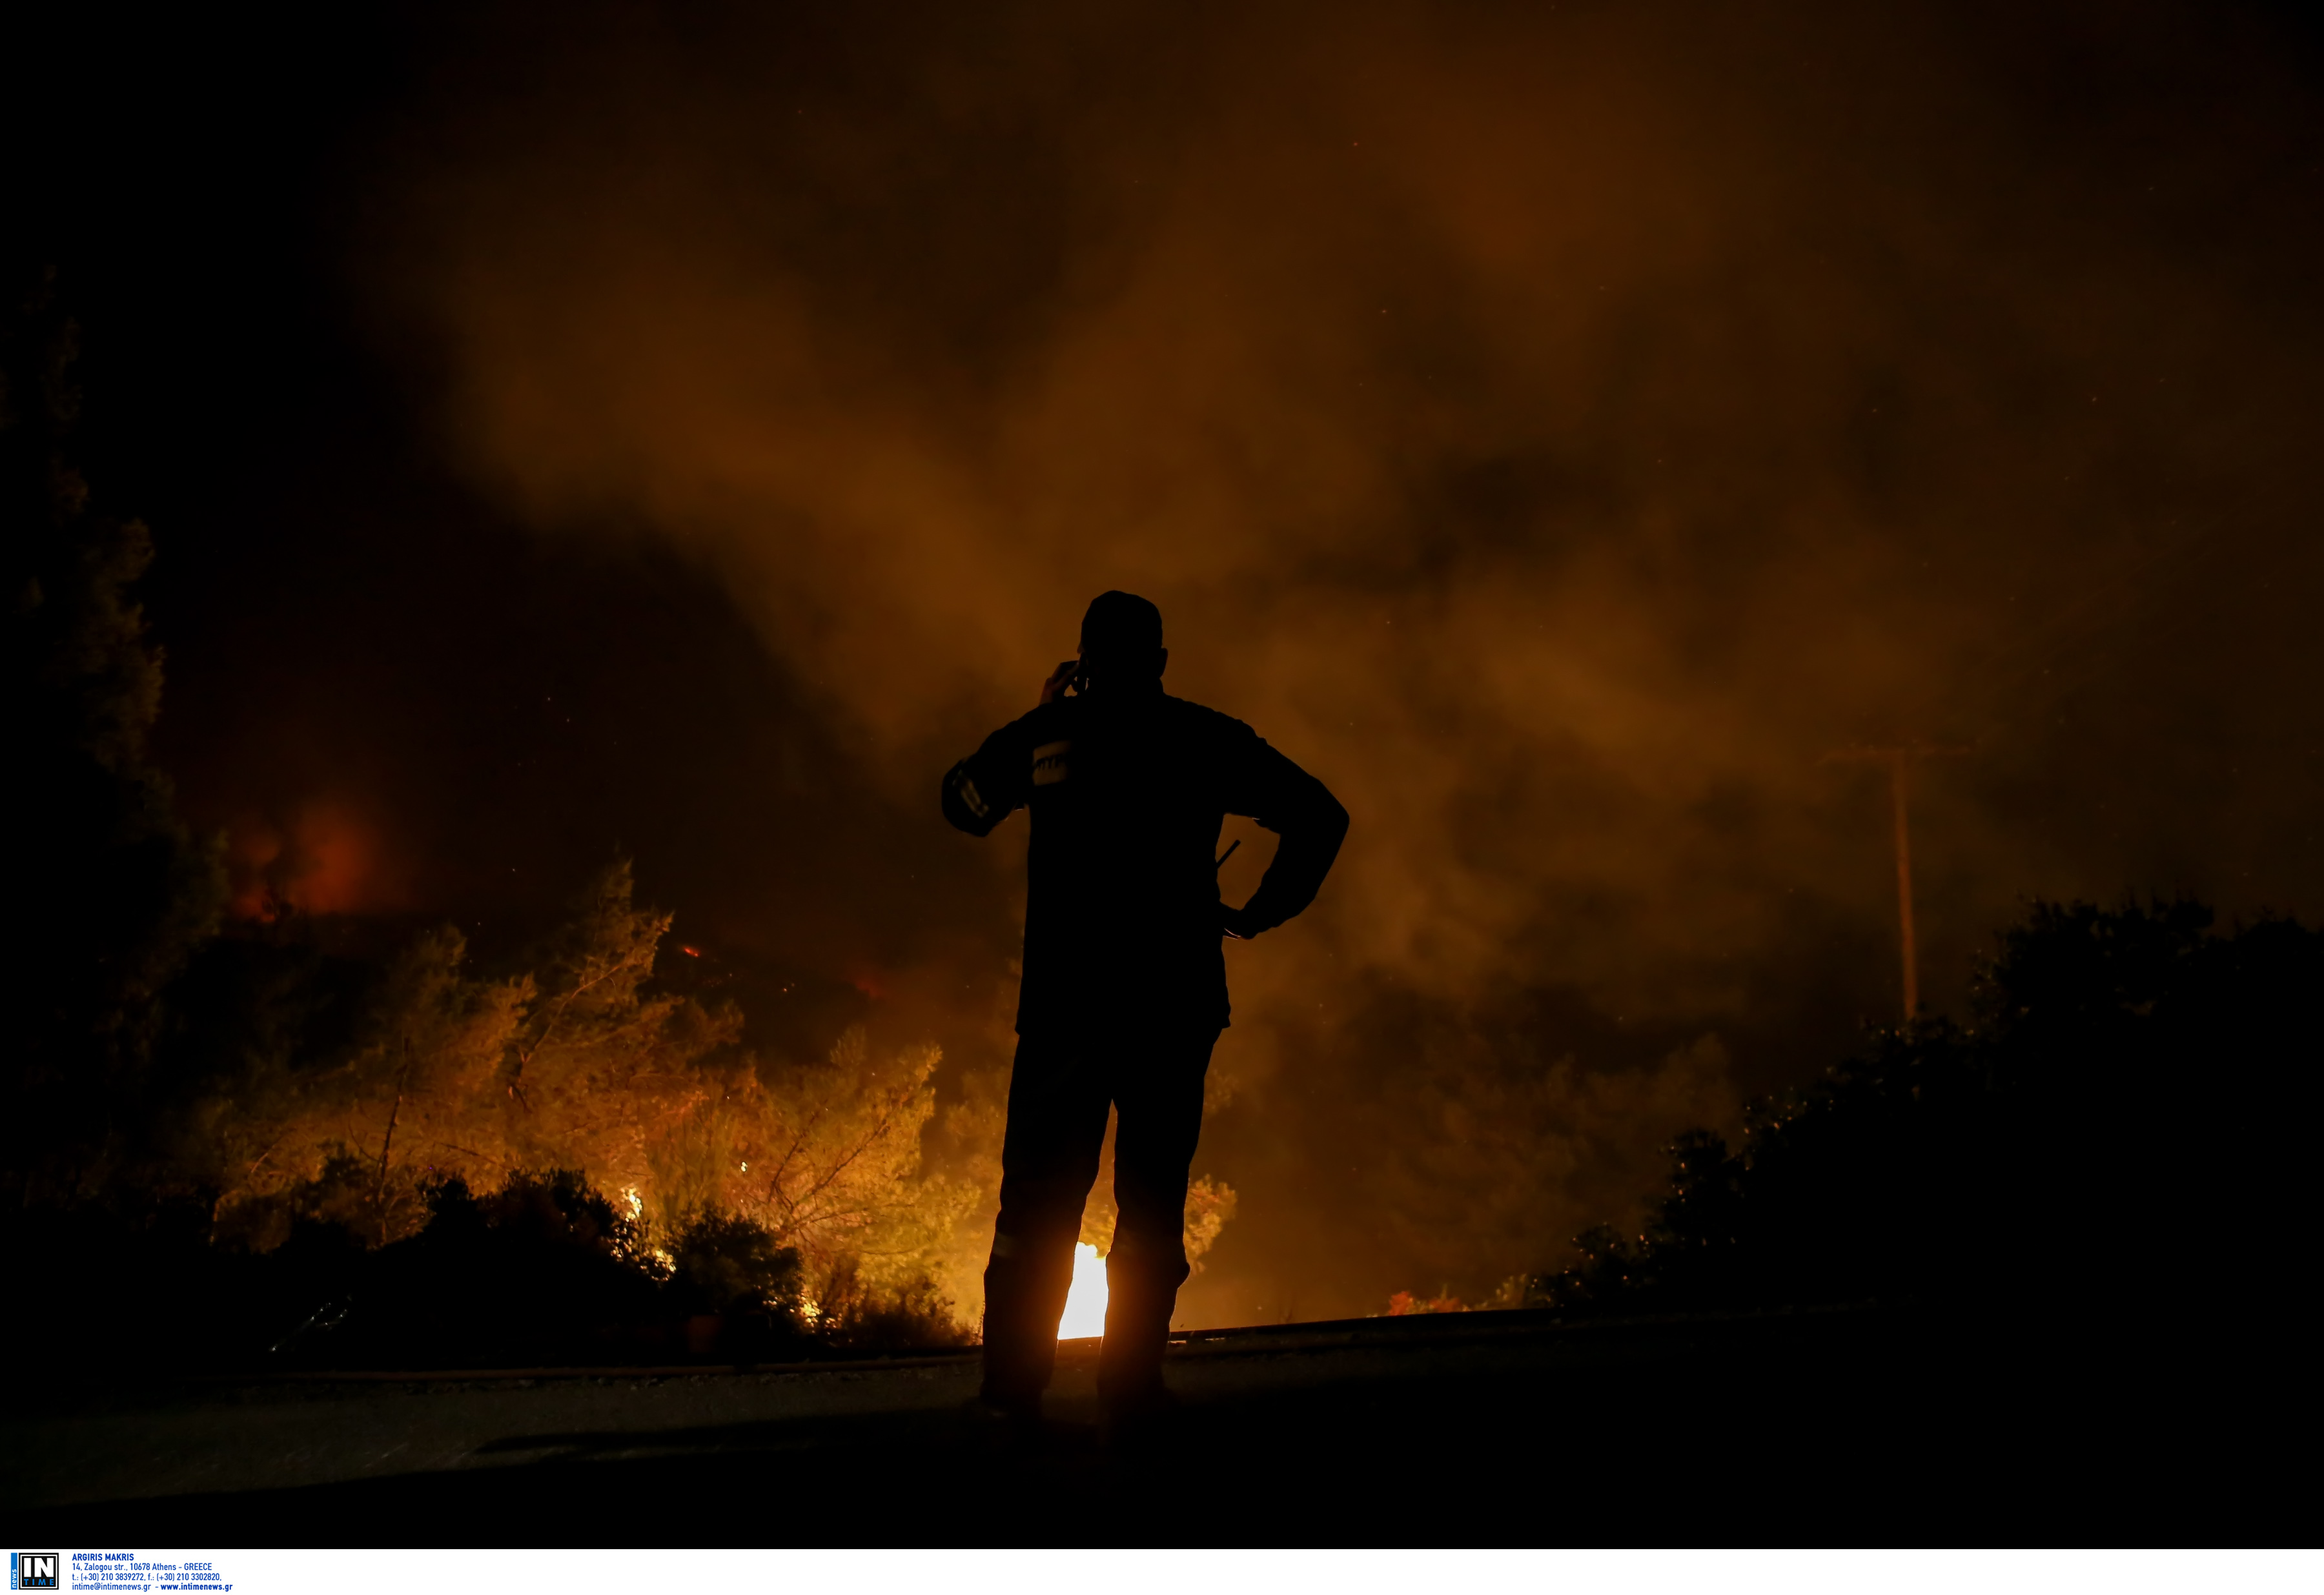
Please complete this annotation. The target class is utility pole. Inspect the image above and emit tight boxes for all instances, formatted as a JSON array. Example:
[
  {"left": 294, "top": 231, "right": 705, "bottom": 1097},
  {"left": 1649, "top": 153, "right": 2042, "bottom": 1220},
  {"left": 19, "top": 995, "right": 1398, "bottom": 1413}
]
[{"left": 1823, "top": 742, "right": 1969, "bottom": 1023}]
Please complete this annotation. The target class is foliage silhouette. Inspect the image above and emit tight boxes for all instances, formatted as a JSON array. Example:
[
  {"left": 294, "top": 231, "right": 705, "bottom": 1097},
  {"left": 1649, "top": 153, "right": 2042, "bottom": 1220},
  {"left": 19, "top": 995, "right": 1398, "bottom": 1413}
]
[
  {"left": 1526, "top": 899, "right": 2320, "bottom": 1322},
  {"left": 11, "top": 1172, "right": 841, "bottom": 1370},
  {"left": 1, "top": 270, "right": 225, "bottom": 1206},
  {"left": 666, "top": 1207, "right": 804, "bottom": 1319}
]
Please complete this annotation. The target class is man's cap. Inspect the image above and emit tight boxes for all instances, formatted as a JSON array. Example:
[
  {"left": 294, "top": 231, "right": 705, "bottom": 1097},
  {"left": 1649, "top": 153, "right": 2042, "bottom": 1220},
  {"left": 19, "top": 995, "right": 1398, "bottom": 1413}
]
[{"left": 1079, "top": 591, "right": 1164, "bottom": 658}]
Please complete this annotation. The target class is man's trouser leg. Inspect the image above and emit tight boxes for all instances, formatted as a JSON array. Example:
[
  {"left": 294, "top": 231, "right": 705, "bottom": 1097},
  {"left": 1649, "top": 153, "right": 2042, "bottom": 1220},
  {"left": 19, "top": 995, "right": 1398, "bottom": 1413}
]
[
  {"left": 1097, "top": 1024, "right": 1219, "bottom": 1413},
  {"left": 981, "top": 1032, "right": 1110, "bottom": 1412}
]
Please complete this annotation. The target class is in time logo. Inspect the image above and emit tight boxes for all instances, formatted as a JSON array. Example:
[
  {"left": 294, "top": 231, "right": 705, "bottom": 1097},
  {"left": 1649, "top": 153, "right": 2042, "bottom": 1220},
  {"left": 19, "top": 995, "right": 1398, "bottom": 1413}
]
[{"left": 11, "top": 1553, "right": 59, "bottom": 1591}]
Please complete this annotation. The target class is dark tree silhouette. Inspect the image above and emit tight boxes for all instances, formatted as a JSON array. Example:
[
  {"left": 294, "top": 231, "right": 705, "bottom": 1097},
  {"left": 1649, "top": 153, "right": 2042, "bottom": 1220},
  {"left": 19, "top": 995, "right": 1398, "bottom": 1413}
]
[
  {"left": 1531, "top": 899, "right": 2321, "bottom": 1325},
  {"left": 1, "top": 270, "right": 225, "bottom": 1206}
]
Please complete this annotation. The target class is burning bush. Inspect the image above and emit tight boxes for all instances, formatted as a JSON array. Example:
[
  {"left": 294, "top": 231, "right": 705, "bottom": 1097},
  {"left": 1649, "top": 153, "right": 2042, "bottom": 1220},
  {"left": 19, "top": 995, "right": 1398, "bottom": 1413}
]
[{"left": 179, "top": 862, "right": 1001, "bottom": 1338}]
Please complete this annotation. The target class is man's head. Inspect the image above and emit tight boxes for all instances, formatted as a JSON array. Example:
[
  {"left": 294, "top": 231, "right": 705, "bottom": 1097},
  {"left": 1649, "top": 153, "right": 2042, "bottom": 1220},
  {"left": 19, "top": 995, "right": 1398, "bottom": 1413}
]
[{"left": 1077, "top": 591, "right": 1167, "bottom": 694}]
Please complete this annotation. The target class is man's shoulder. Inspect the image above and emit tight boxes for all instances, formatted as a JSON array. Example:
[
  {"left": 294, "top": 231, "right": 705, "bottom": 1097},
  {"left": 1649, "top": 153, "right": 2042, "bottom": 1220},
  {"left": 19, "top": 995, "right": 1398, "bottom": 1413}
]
[{"left": 1159, "top": 693, "right": 1259, "bottom": 744}]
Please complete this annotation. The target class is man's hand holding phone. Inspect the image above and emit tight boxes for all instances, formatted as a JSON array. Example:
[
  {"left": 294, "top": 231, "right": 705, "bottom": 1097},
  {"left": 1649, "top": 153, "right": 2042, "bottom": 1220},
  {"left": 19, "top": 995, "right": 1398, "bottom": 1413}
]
[{"left": 1040, "top": 658, "right": 1082, "bottom": 706}]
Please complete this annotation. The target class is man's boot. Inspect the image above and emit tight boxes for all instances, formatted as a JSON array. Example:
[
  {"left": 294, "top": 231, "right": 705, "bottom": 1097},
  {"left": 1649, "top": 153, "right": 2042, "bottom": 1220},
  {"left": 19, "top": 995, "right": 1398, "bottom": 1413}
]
[
  {"left": 1096, "top": 1241, "right": 1181, "bottom": 1440},
  {"left": 980, "top": 1232, "right": 1074, "bottom": 1417}
]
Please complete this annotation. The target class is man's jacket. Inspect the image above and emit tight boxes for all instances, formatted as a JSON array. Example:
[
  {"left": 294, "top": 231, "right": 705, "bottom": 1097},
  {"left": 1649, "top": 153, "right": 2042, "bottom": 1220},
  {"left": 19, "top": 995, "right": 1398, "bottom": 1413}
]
[{"left": 942, "top": 688, "right": 1349, "bottom": 1035}]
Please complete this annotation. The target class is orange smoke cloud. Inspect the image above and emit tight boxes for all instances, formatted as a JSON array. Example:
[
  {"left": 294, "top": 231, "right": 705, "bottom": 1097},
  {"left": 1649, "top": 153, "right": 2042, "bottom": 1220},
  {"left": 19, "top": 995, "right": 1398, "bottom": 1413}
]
[{"left": 349, "top": 0, "right": 2324, "bottom": 1311}]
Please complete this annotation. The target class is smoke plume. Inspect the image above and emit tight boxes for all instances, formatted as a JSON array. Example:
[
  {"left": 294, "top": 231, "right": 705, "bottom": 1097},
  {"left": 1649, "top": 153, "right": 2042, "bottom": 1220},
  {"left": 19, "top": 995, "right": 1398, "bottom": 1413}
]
[{"left": 360, "top": 0, "right": 2324, "bottom": 1314}]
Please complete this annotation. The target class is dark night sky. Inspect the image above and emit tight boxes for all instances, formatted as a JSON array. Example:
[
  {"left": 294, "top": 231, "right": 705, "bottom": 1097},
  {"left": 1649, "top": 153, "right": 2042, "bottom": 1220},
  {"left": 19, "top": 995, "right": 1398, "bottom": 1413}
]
[{"left": 12, "top": 0, "right": 2324, "bottom": 1321}]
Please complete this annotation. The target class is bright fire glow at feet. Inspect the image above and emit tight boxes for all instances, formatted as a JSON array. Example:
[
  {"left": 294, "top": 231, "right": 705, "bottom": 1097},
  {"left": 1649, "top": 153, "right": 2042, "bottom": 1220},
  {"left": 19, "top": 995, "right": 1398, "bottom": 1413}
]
[{"left": 1057, "top": 1243, "right": 1108, "bottom": 1339}]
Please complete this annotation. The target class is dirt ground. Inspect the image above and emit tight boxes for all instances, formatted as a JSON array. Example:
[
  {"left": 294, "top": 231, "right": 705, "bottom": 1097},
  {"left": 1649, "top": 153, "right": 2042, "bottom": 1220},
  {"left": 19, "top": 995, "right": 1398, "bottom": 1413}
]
[{"left": 1, "top": 1306, "right": 2283, "bottom": 1542}]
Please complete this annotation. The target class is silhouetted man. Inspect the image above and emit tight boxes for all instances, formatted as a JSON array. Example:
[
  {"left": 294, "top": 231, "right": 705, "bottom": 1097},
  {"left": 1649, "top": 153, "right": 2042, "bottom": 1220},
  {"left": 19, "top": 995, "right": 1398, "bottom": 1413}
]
[{"left": 943, "top": 591, "right": 1349, "bottom": 1423}]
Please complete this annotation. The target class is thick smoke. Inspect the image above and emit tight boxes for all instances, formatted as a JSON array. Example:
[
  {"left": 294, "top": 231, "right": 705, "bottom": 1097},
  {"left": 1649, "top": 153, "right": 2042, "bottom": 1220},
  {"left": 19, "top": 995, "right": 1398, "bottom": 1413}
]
[{"left": 362, "top": 0, "right": 2324, "bottom": 1315}]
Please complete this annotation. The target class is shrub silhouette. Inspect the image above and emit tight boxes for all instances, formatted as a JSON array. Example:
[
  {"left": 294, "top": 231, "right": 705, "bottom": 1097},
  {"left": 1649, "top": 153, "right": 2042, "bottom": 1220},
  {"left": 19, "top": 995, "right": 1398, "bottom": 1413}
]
[
  {"left": 260, "top": 1172, "right": 662, "bottom": 1367},
  {"left": 807, "top": 1255, "right": 977, "bottom": 1352},
  {"left": 666, "top": 1209, "right": 805, "bottom": 1319},
  {"left": 1530, "top": 900, "right": 2321, "bottom": 1321}
]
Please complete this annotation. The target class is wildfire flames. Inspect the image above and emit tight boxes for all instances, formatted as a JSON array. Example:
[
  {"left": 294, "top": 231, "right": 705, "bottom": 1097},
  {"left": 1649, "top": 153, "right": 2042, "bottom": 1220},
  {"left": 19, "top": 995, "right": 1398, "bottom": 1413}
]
[{"left": 1057, "top": 1243, "right": 1108, "bottom": 1339}]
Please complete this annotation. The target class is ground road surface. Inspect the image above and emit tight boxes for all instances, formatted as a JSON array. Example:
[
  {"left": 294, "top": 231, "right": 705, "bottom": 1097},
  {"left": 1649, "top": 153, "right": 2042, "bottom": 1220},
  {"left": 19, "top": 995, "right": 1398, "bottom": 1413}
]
[{"left": 1, "top": 1306, "right": 2282, "bottom": 1541}]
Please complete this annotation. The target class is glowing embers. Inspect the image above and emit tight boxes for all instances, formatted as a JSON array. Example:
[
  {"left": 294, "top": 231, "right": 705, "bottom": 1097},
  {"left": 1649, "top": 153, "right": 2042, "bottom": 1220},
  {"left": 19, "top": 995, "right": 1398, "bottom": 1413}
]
[{"left": 1056, "top": 1243, "right": 1109, "bottom": 1339}]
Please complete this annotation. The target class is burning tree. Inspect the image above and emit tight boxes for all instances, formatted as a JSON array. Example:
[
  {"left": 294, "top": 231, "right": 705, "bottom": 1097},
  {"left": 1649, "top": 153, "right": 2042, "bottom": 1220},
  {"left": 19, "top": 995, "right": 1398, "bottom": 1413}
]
[
  {"left": 650, "top": 1024, "right": 977, "bottom": 1317},
  {"left": 198, "top": 863, "right": 995, "bottom": 1330}
]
